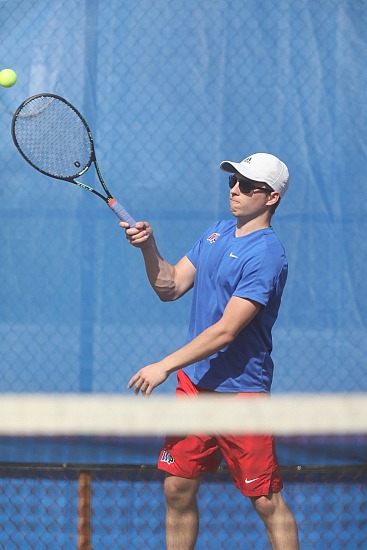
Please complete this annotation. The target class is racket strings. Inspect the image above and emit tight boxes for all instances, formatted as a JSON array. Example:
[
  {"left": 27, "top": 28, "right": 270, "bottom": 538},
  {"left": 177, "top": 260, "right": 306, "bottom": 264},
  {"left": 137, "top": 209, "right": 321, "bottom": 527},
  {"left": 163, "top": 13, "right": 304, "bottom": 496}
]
[{"left": 13, "top": 97, "right": 93, "bottom": 179}]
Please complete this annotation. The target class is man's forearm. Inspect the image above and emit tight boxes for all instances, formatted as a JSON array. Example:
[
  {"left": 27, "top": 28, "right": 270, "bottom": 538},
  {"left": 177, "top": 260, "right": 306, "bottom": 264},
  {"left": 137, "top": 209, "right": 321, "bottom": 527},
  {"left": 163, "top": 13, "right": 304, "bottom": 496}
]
[
  {"left": 157, "top": 321, "right": 235, "bottom": 375},
  {"left": 141, "top": 238, "right": 177, "bottom": 301}
]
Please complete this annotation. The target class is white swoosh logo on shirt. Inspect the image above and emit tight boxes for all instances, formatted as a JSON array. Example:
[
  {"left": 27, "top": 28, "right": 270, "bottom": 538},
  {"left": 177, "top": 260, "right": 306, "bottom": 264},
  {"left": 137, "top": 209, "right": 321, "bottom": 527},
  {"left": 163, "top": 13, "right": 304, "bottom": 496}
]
[{"left": 229, "top": 252, "right": 238, "bottom": 258}]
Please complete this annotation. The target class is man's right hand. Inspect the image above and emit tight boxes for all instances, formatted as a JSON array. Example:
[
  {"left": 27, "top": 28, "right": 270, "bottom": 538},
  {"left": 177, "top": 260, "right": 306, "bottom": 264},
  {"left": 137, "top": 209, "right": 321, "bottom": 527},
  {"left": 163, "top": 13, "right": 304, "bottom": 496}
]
[{"left": 119, "top": 220, "right": 152, "bottom": 249}]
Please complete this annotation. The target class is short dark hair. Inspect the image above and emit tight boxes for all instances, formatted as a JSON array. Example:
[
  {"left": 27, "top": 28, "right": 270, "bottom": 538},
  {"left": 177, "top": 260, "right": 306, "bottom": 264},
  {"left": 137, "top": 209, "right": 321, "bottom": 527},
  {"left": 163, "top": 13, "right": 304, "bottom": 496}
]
[{"left": 268, "top": 189, "right": 281, "bottom": 216}]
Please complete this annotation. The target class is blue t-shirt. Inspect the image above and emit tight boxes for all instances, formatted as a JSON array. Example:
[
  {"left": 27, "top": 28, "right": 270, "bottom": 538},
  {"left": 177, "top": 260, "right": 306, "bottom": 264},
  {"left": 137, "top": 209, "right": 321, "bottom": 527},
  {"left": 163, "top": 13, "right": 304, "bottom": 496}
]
[{"left": 182, "top": 220, "right": 288, "bottom": 393}]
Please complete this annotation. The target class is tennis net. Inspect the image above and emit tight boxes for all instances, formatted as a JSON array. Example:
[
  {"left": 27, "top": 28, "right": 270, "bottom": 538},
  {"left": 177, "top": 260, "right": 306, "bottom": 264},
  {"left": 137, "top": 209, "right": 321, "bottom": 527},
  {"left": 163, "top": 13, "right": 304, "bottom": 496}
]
[{"left": 0, "top": 393, "right": 366, "bottom": 549}]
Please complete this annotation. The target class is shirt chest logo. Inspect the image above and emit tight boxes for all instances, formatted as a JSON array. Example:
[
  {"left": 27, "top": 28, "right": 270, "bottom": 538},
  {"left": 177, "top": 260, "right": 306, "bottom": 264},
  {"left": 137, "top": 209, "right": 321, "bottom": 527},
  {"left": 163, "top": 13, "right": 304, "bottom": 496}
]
[{"left": 207, "top": 232, "right": 220, "bottom": 243}]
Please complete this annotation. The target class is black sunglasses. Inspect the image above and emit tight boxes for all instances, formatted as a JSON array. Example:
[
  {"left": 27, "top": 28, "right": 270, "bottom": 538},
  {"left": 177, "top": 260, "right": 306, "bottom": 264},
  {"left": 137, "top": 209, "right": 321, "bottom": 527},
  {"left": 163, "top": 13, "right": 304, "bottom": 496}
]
[{"left": 228, "top": 174, "right": 272, "bottom": 195}]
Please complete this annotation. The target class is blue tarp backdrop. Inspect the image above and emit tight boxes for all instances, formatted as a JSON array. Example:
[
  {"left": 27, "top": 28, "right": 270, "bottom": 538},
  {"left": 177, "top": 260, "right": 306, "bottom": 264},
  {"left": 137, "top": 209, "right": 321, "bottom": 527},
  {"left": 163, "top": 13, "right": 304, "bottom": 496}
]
[
  {"left": 1, "top": 3, "right": 367, "bottom": 549},
  {"left": 0, "top": 0, "right": 366, "bottom": 395}
]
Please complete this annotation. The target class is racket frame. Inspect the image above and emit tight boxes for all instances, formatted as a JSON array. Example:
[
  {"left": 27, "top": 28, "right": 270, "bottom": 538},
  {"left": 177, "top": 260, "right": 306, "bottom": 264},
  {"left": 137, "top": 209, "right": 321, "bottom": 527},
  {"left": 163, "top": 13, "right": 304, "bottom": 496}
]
[{"left": 11, "top": 93, "right": 136, "bottom": 225}]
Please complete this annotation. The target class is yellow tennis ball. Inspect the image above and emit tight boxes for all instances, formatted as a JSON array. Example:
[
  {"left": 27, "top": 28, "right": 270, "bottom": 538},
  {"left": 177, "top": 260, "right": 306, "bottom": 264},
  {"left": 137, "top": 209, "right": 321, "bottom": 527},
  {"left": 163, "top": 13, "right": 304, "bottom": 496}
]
[{"left": 0, "top": 68, "right": 17, "bottom": 88}]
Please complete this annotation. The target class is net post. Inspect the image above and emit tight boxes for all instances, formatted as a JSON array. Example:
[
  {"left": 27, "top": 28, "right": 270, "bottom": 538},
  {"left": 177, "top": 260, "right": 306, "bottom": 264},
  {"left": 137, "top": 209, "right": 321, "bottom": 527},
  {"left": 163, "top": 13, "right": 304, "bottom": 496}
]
[{"left": 78, "top": 470, "right": 92, "bottom": 549}]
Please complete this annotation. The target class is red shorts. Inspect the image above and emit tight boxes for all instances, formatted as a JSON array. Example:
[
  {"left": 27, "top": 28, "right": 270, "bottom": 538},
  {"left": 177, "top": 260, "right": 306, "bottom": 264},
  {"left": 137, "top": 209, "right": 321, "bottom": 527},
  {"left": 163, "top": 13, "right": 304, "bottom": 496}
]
[{"left": 158, "top": 370, "right": 283, "bottom": 497}]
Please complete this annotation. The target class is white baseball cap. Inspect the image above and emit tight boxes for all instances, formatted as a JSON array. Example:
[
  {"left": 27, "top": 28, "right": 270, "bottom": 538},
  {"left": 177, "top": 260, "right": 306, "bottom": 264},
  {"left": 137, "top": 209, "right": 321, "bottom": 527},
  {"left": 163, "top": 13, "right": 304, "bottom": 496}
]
[{"left": 220, "top": 152, "right": 289, "bottom": 198}]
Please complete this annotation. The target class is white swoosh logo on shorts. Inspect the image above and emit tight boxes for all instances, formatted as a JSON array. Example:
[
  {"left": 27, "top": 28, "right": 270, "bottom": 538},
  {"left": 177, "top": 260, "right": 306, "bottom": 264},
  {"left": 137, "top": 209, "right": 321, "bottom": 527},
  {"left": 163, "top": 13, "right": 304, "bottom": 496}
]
[{"left": 245, "top": 477, "right": 259, "bottom": 484}]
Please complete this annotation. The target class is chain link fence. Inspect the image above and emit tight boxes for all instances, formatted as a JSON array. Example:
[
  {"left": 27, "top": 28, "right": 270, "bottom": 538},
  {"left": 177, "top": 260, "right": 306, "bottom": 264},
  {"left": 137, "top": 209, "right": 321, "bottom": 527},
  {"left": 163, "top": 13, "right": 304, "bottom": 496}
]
[
  {"left": 0, "top": 0, "right": 367, "bottom": 547},
  {"left": 0, "top": 0, "right": 366, "bottom": 395},
  {"left": 1, "top": 462, "right": 366, "bottom": 549}
]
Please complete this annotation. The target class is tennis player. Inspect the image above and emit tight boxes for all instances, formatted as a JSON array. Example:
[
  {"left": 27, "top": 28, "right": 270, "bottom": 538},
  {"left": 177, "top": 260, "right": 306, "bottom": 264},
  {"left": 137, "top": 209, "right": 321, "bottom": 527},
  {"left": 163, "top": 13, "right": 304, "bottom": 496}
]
[{"left": 121, "top": 152, "right": 299, "bottom": 550}]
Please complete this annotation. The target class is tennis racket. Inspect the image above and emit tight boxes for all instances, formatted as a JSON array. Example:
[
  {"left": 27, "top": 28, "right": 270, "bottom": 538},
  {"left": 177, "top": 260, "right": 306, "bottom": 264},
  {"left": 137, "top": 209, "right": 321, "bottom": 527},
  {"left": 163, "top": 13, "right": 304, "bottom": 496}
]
[{"left": 11, "top": 93, "right": 136, "bottom": 226}]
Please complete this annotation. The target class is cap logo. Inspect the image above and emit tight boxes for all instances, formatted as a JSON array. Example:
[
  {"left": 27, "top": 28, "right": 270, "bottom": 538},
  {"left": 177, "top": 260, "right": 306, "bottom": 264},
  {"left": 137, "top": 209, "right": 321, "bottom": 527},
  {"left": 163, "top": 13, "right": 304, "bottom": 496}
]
[{"left": 243, "top": 156, "right": 252, "bottom": 164}]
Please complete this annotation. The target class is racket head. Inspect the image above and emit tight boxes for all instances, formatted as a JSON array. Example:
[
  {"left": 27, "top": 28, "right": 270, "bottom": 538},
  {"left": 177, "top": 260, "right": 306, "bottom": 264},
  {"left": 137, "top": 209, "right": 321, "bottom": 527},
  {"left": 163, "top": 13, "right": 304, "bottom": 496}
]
[{"left": 11, "top": 93, "right": 94, "bottom": 181}]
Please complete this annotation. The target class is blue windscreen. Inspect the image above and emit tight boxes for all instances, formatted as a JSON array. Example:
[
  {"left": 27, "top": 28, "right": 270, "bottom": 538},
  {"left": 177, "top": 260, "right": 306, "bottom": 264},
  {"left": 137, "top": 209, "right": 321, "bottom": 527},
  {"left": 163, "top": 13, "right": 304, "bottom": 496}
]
[{"left": 0, "top": 0, "right": 366, "bottom": 395}]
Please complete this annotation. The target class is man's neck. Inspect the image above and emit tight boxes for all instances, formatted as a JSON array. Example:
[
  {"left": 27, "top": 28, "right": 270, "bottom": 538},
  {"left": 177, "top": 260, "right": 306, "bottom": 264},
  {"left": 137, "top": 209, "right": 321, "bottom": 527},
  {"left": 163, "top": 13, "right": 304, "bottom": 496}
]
[{"left": 235, "top": 216, "right": 271, "bottom": 237}]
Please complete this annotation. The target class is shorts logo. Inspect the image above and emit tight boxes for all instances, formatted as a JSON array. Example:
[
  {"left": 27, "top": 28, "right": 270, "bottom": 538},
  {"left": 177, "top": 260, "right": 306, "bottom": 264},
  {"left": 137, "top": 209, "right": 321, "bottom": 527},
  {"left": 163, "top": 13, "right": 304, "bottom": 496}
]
[
  {"left": 207, "top": 232, "right": 220, "bottom": 243},
  {"left": 160, "top": 451, "right": 174, "bottom": 464},
  {"left": 244, "top": 477, "right": 259, "bottom": 484}
]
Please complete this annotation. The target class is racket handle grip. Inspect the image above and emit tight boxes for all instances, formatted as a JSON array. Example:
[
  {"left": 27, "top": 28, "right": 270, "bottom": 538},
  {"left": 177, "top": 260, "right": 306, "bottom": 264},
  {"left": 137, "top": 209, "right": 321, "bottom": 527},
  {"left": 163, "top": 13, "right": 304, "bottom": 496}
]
[{"left": 108, "top": 198, "right": 137, "bottom": 227}]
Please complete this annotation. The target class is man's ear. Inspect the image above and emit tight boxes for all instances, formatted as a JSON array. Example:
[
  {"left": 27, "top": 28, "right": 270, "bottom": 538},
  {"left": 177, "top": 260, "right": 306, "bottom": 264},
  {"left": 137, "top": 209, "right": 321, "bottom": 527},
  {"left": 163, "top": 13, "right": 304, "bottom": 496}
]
[{"left": 266, "top": 191, "right": 280, "bottom": 206}]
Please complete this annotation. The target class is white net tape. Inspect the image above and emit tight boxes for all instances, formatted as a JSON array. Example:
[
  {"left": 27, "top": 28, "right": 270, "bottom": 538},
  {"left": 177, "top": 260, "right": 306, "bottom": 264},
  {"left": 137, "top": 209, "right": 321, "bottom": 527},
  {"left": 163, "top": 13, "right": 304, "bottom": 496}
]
[{"left": 0, "top": 393, "right": 366, "bottom": 436}]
